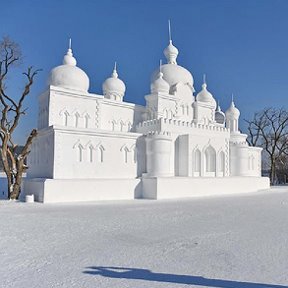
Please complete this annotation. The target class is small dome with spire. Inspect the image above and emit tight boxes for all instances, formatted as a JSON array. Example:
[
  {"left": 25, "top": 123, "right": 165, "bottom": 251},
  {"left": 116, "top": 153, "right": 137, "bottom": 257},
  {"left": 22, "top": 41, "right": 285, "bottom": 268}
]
[
  {"left": 102, "top": 63, "right": 126, "bottom": 101},
  {"left": 215, "top": 103, "right": 225, "bottom": 125},
  {"left": 225, "top": 100, "right": 240, "bottom": 119},
  {"left": 48, "top": 39, "right": 89, "bottom": 92},
  {"left": 151, "top": 71, "right": 170, "bottom": 94},
  {"left": 196, "top": 78, "right": 217, "bottom": 109}
]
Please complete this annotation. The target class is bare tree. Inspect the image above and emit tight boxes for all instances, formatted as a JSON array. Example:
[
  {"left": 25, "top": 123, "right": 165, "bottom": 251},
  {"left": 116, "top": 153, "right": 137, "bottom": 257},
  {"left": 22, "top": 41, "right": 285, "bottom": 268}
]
[
  {"left": 0, "top": 37, "right": 39, "bottom": 200},
  {"left": 245, "top": 107, "right": 288, "bottom": 184}
]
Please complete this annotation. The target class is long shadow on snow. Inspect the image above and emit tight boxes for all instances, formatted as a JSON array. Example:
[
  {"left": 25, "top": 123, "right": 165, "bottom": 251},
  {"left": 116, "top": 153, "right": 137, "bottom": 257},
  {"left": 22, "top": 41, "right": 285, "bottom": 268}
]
[{"left": 83, "top": 266, "right": 287, "bottom": 288}]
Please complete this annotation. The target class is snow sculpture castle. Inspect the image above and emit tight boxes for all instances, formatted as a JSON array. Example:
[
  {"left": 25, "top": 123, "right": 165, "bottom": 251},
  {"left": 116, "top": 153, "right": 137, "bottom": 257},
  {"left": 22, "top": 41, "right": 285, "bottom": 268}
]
[{"left": 24, "top": 36, "right": 269, "bottom": 203}]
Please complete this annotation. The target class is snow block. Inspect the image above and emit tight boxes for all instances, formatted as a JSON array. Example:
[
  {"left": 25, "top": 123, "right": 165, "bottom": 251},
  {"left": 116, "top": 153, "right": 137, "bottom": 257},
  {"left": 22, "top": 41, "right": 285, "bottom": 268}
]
[{"left": 142, "top": 176, "right": 270, "bottom": 199}]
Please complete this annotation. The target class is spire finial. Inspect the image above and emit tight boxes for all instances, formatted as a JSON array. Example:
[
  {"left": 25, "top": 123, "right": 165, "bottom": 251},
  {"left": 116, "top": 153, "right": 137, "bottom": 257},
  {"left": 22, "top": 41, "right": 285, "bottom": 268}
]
[
  {"left": 202, "top": 74, "right": 207, "bottom": 89},
  {"left": 168, "top": 19, "right": 172, "bottom": 43},
  {"left": 159, "top": 59, "right": 163, "bottom": 78},
  {"left": 217, "top": 100, "right": 221, "bottom": 111},
  {"left": 231, "top": 93, "right": 235, "bottom": 107},
  {"left": 63, "top": 38, "right": 76, "bottom": 66},
  {"left": 112, "top": 62, "right": 118, "bottom": 78}
]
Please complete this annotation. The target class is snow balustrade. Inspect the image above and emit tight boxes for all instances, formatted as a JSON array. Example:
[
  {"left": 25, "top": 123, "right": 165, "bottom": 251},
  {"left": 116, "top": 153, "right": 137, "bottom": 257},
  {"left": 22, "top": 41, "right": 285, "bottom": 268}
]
[{"left": 136, "top": 118, "right": 229, "bottom": 134}]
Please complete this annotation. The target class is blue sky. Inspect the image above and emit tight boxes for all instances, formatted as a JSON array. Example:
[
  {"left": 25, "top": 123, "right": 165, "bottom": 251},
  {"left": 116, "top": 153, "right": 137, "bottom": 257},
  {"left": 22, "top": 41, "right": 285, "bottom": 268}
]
[{"left": 1, "top": 0, "right": 288, "bottom": 143}]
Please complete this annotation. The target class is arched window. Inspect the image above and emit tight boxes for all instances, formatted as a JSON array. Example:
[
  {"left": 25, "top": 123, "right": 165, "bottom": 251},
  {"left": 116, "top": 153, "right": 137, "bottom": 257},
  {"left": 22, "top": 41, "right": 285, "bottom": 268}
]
[
  {"left": 84, "top": 114, "right": 89, "bottom": 128},
  {"left": 127, "top": 122, "right": 132, "bottom": 132},
  {"left": 97, "top": 145, "right": 104, "bottom": 163},
  {"left": 194, "top": 149, "right": 201, "bottom": 174},
  {"left": 89, "top": 146, "right": 94, "bottom": 163},
  {"left": 205, "top": 146, "right": 216, "bottom": 173},
  {"left": 124, "top": 147, "right": 129, "bottom": 163},
  {"left": 75, "top": 112, "right": 80, "bottom": 128},
  {"left": 219, "top": 151, "right": 225, "bottom": 173},
  {"left": 164, "top": 109, "right": 169, "bottom": 119},
  {"left": 64, "top": 111, "right": 69, "bottom": 126},
  {"left": 77, "top": 145, "right": 83, "bottom": 162},
  {"left": 120, "top": 121, "right": 125, "bottom": 132},
  {"left": 111, "top": 120, "right": 116, "bottom": 131}
]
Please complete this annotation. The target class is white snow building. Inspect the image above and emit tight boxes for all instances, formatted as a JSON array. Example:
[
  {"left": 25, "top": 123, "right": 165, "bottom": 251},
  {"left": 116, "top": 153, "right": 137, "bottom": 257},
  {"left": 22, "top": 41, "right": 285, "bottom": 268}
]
[{"left": 24, "top": 37, "right": 269, "bottom": 203}]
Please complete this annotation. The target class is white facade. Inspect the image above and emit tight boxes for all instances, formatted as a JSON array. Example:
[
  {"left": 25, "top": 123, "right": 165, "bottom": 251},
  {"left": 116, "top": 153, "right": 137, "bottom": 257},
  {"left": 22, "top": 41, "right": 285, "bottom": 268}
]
[{"left": 24, "top": 38, "right": 269, "bottom": 203}]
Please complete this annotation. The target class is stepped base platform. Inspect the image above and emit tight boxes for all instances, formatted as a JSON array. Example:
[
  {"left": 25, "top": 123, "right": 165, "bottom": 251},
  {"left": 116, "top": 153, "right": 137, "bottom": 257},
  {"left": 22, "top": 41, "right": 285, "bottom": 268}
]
[{"left": 23, "top": 176, "right": 270, "bottom": 203}]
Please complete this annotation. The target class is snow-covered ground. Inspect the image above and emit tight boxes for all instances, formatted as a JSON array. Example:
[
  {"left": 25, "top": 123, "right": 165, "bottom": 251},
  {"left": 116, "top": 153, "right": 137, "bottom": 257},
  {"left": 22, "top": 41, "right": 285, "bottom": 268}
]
[{"left": 0, "top": 188, "right": 288, "bottom": 288}]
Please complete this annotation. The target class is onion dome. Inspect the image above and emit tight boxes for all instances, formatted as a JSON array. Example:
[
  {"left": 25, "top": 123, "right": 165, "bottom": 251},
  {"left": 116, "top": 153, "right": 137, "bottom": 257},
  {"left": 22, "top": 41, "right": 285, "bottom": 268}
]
[
  {"left": 164, "top": 40, "right": 179, "bottom": 65},
  {"left": 102, "top": 63, "right": 126, "bottom": 101},
  {"left": 225, "top": 100, "right": 240, "bottom": 119},
  {"left": 215, "top": 103, "right": 226, "bottom": 125},
  {"left": 48, "top": 39, "right": 89, "bottom": 92},
  {"left": 196, "top": 80, "right": 217, "bottom": 109}
]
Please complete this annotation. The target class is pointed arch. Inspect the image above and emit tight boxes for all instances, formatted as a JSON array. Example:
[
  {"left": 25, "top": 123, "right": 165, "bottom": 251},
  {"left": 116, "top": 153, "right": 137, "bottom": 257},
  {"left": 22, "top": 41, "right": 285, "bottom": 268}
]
[
  {"left": 204, "top": 145, "right": 216, "bottom": 173},
  {"left": 64, "top": 111, "right": 69, "bottom": 126},
  {"left": 130, "top": 144, "right": 137, "bottom": 163},
  {"left": 84, "top": 113, "right": 90, "bottom": 128},
  {"left": 73, "top": 140, "right": 85, "bottom": 162},
  {"left": 127, "top": 121, "right": 132, "bottom": 132},
  {"left": 88, "top": 145, "right": 94, "bottom": 162},
  {"left": 163, "top": 109, "right": 169, "bottom": 119},
  {"left": 77, "top": 144, "right": 84, "bottom": 162},
  {"left": 219, "top": 150, "right": 225, "bottom": 174},
  {"left": 120, "top": 144, "right": 130, "bottom": 163},
  {"left": 111, "top": 120, "right": 117, "bottom": 131},
  {"left": 124, "top": 147, "right": 129, "bottom": 163},
  {"left": 97, "top": 145, "right": 105, "bottom": 163},
  {"left": 194, "top": 148, "right": 201, "bottom": 175},
  {"left": 119, "top": 120, "right": 125, "bottom": 132},
  {"left": 74, "top": 112, "right": 80, "bottom": 128}
]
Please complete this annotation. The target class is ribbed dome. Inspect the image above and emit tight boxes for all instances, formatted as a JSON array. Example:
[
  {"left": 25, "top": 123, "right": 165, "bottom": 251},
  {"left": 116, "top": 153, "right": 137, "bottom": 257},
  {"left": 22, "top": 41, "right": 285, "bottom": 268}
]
[
  {"left": 48, "top": 47, "right": 89, "bottom": 92},
  {"left": 102, "top": 65, "right": 126, "bottom": 100},
  {"left": 196, "top": 83, "right": 217, "bottom": 108},
  {"left": 151, "top": 72, "right": 170, "bottom": 94},
  {"left": 225, "top": 101, "right": 240, "bottom": 119}
]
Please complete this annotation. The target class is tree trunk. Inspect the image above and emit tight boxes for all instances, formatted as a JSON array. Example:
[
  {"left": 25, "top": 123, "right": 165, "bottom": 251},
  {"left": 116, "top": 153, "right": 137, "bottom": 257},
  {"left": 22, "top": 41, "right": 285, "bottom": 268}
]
[
  {"left": 270, "top": 157, "right": 276, "bottom": 185},
  {"left": 9, "top": 182, "right": 21, "bottom": 200},
  {"left": 10, "top": 160, "right": 24, "bottom": 200}
]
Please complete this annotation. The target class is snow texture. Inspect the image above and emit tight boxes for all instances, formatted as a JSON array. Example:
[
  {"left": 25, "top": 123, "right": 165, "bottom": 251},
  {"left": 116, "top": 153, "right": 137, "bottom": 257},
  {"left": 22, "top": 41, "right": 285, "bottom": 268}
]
[{"left": 0, "top": 188, "right": 288, "bottom": 288}]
